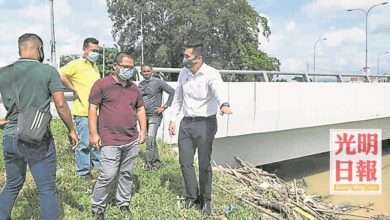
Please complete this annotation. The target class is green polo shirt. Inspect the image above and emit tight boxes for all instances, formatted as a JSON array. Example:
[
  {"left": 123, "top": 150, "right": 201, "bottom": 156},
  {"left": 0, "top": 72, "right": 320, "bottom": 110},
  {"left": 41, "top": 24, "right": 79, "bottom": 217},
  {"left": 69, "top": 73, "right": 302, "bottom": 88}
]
[{"left": 0, "top": 59, "right": 65, "bottom": 135}]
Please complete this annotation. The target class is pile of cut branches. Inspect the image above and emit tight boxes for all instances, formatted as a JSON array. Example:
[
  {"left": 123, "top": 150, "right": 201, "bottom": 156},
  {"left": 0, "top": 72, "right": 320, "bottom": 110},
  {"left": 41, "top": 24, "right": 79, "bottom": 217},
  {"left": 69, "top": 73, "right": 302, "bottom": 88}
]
[{"left": 215, "top": 157, "right": 388, "bottom": 220}]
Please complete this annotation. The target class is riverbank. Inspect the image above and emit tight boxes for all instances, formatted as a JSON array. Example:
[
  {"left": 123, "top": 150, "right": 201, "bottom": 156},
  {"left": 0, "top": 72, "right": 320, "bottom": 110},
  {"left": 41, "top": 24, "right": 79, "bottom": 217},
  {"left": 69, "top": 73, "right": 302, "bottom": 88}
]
[
  {"left": 0, "top": 120, "right": 259, "bottom": 219},
  {"left": 262, "top": 147, "right": 390, "bottom": 217}
]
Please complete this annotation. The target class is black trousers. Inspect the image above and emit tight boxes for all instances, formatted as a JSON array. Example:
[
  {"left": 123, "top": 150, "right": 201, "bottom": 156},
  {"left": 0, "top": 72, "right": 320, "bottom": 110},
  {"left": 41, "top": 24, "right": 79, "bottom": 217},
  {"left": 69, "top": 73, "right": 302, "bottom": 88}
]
[{"left": 178, "top": 115, "right": 217, "bottom": 201}]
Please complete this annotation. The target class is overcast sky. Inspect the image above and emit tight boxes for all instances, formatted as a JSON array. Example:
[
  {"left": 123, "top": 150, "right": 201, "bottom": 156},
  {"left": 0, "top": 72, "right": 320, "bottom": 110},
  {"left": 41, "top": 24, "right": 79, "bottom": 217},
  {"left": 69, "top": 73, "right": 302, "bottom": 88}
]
[{"left": 0, "top": 0, "right": 389, "bottom": 73}]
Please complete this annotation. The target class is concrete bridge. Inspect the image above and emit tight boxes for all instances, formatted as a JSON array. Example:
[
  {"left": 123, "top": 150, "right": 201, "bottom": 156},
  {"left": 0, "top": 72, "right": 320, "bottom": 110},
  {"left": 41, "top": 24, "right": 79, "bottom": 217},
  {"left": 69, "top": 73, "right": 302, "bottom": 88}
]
[
  {"left": 1, "top": 69, "right": 390, "bottom": 166},
  {"left": 155, "top": 69, "right": 390, "bottom": 166}
]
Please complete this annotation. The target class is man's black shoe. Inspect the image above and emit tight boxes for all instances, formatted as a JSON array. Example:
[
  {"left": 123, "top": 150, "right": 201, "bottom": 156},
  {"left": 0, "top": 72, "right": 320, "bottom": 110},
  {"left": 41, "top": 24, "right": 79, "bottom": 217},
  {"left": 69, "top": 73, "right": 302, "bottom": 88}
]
[
  {"left": 184, "top": 198, "right": 200, "bottom": 209},
  {"left": 144, "top": 163, "right": 152, "bottom": 171},
  {"left": 152, "top": 161, "right": 161, "bottom": 170},
  {"left": 119, "top": 206, "right": 132, "bottom": 219},
  {"left": 201, "top": 201, "right": 212, "bottom": 216},
  {"left": 119, "top": 206, "right": 131, "bottom": 213},
  {"left": 184, "top": 199, "right": 200, "bottom": 209},
  {"left": 92, "top": 209, "right": 105, "bottom": 220}
]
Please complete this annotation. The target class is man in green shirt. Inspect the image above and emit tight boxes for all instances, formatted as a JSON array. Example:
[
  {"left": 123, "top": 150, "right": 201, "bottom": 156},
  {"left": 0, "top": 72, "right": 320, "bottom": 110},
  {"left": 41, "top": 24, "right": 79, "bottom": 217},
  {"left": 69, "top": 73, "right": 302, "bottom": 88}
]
[{"left": 0, "top": 33, "right": 78, "bottom": 220}]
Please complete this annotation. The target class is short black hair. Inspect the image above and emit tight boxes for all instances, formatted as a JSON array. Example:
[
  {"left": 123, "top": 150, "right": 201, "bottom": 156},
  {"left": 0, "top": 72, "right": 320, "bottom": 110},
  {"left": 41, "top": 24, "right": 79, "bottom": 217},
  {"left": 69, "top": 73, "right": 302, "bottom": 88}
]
[
  {"left": 184, "top": 42, "right": 204, "bottom": 57},
  {"left": 115, "top": 52, "right": 134, "bottom": 64},
  {"left": 141, "top": 64, "right": 153, "bottom": 70},
  {"left": 83, "top": 37, "right": 99, "bottom": 49},
  {"left": 18, "top": 33, "right": 43, "bottom": 48}
]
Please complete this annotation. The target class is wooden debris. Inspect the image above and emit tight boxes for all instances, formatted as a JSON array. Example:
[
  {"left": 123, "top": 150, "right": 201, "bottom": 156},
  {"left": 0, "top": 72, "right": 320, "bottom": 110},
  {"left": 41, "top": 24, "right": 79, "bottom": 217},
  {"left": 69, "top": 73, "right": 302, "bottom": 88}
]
[{"left": 214, "top": 157, "right": 389, "bottom": 220}]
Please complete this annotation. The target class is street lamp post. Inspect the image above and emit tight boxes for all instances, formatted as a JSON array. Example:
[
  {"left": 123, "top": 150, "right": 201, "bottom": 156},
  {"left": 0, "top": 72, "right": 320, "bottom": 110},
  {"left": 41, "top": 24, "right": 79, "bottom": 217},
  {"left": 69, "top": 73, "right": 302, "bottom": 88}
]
[
  {"left": 377, "top": 51, "right": 389, "bottom": 74},
  {"left": 347, "top": 2, "right": 388, "bottom": 74},
  {"left": 49, "top": 0, "right": 57, "bottom": 67},
  {"left": 313, "top": 37, "right": 327, "bottom": 73},
  {"left": 139, "top": 2, "right": 152, "bottom": 66},
  {"left": 102, "top": 44, "right": 106, "bottom": 76},
  {"left": 140, "top": 12, "right": 144, "bottom": 65}
]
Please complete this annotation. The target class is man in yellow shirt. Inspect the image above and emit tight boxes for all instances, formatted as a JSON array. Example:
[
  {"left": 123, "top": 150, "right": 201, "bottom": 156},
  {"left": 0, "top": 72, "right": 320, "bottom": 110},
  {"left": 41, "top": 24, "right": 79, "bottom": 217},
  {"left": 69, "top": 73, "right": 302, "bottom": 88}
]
[{"left": 60, "top": 37, "right": 101, "bottom": 177}]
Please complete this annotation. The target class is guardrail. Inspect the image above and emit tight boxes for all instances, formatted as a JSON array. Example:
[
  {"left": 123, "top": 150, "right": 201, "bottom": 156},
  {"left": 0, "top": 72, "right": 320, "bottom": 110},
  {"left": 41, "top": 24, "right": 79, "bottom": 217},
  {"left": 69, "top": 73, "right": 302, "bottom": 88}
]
[
  {"left": 150, "top": 67, "right": 390, "bottom": 83},
  {"left": 1, "top": 68, "right": 389, "bottom": 103}
]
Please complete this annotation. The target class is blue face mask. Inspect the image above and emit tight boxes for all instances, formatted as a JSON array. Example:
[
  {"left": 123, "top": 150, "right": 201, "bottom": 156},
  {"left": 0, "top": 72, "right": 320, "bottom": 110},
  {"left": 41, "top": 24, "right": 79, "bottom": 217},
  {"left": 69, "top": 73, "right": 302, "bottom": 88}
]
[
  {"left": 182, "top": 57, "right": 194, "bottom": 69},
  {"left": 118, "top": 67, "right": 137, "bottom": 81},
  {"left": 87, "top": 51, "right": 99, "bottom": 63}
]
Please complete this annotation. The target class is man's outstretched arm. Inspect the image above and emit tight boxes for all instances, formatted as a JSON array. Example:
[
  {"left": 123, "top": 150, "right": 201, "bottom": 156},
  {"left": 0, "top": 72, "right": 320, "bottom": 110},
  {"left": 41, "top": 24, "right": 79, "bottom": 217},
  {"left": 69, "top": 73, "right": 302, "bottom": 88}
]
[{"left": 52, "top": 91, "right": 79, "bottom": 145}]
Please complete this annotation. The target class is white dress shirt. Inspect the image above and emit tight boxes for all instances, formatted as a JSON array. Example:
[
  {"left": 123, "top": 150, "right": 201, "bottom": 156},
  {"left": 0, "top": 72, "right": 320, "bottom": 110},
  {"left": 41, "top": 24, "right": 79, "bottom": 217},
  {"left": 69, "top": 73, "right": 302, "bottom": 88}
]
[{"left": 170, "top": 63, "right": 227, "bottom": 121}]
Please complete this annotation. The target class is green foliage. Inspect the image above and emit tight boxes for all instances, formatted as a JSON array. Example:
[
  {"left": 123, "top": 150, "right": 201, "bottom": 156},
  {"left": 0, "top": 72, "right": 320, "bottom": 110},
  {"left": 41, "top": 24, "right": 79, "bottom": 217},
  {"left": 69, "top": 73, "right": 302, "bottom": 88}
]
[
  {"left": 59, "top": 47, "right": 119, "bottom": 77},
  {"left": 59, "top": 54, "right": 80, "bottom": 67},
  {"left": 0, "top": 120, "right": 261, "bottom": 219},
  {"left": 96, "top": 47, "right": 119, "bottom": 76},
  {"left": 106, "top": 0, "right": 280, "bottom": 71},
  {"left": 239, "top": 43, "right": 280, "bottom": 71}
]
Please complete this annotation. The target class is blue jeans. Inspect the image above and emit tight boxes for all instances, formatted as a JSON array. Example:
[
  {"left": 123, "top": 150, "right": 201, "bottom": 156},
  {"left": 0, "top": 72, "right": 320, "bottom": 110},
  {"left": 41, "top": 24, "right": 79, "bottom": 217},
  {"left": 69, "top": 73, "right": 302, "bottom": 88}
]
[
  {"left": 74, "top": 116, "right": 101, "bottom": 176},
  {"left": 0, "top": 135, "right": 59, "bottom": 220},
  {"left": 145, "top": 116, "right": 162, "bottom": 164}
]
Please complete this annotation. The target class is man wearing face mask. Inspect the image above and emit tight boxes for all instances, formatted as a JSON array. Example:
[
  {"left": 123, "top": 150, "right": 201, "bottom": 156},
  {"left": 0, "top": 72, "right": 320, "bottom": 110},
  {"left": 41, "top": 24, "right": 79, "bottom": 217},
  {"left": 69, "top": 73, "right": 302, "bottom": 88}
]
[
  {"left": 168, "top": 43, "right": 232, "bottom": 216},
  {"left": 60, "top": 37, "right": 101, "bottom": 178},
  {"left": 0, "top": 33, "right": 78, "bottom": 219},
  {"left": 89, "top": 52, "right": 146, "bottom": 219},
  {"left": 139, "top": 64, "right": 175, "bottom": 171}
]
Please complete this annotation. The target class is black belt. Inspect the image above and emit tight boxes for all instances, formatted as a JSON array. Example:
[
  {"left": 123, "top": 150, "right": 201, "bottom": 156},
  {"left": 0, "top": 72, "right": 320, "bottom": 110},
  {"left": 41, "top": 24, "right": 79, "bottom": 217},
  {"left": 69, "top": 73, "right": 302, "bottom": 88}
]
[{"left": 183, "top": 115, "right": 216, "bottom": 121}]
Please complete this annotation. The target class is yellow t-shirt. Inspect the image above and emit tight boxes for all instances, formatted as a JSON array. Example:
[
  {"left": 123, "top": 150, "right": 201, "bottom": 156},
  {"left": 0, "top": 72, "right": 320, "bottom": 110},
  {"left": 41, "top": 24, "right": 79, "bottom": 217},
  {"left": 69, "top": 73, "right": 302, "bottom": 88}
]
[{"left": 60, "top": 58, "right": 100, "bottom": 116}]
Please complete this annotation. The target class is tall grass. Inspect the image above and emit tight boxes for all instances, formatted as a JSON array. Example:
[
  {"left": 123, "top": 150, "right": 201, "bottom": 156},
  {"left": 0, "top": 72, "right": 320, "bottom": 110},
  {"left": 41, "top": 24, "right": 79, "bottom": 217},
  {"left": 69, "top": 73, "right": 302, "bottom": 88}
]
[{"left": 0, "top": 120, "right": 260, "bottom": 219}]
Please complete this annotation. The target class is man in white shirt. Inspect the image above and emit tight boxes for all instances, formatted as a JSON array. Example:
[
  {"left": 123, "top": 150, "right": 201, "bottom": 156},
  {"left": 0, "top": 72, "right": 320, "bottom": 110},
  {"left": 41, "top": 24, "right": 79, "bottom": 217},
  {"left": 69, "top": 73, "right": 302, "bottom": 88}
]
[{"left": 169, "top": 43, "right": 232, "bottom": 216}]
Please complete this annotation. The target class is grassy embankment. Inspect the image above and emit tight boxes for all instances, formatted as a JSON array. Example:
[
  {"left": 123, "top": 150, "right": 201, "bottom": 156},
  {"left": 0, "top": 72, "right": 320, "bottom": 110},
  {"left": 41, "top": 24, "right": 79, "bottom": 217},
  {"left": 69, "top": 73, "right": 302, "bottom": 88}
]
[{"left": 0, "top": 120, "right": 261, "bottom": 219}]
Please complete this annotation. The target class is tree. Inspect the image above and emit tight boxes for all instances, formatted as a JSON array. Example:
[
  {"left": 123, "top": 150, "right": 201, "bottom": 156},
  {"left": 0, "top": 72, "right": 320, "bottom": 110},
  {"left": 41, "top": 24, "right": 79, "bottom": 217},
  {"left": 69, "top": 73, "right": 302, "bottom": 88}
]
[
  {"left": 106, "top": 0, "right": 280, "bottom": 72},
  {"left": 59, "top": 47, "right": 119, "bottom": 77},
  {"left": 59, "top": 54, "right": 80, "bottom": 67}
]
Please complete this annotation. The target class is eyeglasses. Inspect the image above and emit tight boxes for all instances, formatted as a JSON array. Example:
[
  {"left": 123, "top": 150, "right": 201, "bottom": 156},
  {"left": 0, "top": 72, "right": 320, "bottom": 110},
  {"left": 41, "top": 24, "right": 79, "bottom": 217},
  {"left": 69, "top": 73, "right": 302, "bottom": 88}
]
[{"left": 118, "top": 64, "right": 134, "bottom": 69}]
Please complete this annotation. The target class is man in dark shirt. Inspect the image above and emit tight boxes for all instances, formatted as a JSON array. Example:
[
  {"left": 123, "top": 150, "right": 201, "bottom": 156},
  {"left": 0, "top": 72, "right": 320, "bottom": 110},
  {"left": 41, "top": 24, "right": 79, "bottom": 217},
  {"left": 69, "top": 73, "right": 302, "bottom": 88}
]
[
  {"left": 139, "top": 64, "right": 174, "bottom": 170},
  {"left": 0, "top": 33, "right": 78, "bottom": 220},
  {"left": 89, "top": 52, "right": 146, "bottom": 219}
]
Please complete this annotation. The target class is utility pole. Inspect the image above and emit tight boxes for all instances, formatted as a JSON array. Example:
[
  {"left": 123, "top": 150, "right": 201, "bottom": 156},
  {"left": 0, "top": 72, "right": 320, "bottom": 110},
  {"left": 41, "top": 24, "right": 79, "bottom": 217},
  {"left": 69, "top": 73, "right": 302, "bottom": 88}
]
[
  {"left": 377, "top": 51, "right": 389, "bottom": 74},
  {"left": 140, "top": 12, "right": 144, "bottom": 65},
  {"left": 49, "top": 0, "right": 57, "bottom": 67},
  {"left": 102, "top": 44, "right": 106, "bottom": 76}
]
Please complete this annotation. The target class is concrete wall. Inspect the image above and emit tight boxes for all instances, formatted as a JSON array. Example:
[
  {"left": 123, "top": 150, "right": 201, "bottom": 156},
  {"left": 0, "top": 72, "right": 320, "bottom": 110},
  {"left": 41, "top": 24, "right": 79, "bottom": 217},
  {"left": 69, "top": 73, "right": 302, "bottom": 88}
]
[
  {"left": 160, "top": 82, "right": 390, "bottom": 143},
  {"left": 158, "top": 82, "right": 390, "bottom": 165},
  {"left": 213, "top": 117, "right": 390, "bottom": 166},
  {"left": 2, "top": 82, "right": 390, "bottom": 165}
]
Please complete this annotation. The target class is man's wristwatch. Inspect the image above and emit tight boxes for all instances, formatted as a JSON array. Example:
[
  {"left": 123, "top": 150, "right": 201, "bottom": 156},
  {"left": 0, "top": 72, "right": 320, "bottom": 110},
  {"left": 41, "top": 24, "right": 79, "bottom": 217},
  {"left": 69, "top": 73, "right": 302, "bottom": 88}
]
[
  {"left": 162, "top": 104, "right": 168, "bottom": 109},
  {"left": 220, "top": 102, "right": 230, "bottom": 109}
]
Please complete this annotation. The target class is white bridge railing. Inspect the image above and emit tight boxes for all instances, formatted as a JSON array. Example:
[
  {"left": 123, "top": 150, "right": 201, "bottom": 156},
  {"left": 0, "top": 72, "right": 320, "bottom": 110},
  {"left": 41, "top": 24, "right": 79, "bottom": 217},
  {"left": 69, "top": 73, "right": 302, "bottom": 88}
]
[{"left": 150, "top": 67, "right": 390, "bottom": 83}]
